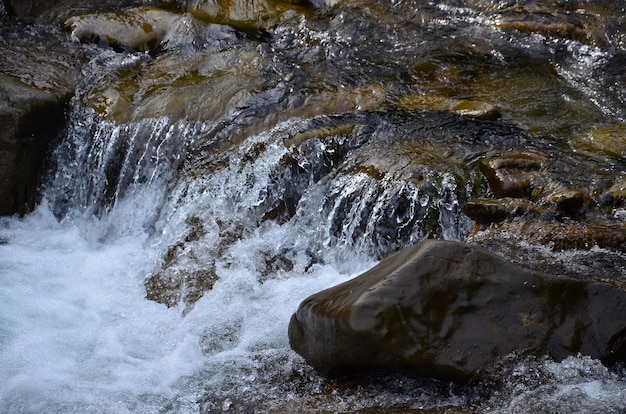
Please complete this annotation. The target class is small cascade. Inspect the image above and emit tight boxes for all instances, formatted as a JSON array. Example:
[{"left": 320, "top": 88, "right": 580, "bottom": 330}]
[
  {"left": 39, "top": 86, "right": 476, "bottom": 315},
  {"left": 2, "top": 0, "right": 626, "bottom": 412},
  {"left": 46, "top": 109, "right": 211, "bottom": 221},
  {"left": 144, "top": 114, "right": 473, "bottom": 312}
]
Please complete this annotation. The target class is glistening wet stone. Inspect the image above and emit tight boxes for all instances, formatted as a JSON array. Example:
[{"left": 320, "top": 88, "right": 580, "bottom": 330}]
[{"left": 289, "top": 240, "right": 626, "bottom": 381}]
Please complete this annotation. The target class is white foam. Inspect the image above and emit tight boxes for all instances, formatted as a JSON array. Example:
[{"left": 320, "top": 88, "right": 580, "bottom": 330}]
[
  {"left": 0, "top": 205, "right": 181, "bottom": 412},
  {"left": 0, "top": 196, "right": 370, "bottom": 413}
]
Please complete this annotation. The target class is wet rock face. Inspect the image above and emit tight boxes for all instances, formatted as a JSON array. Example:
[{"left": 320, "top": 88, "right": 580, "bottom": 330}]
[
  {"left": 0, "top": 21, "right": 94, "bottom": 217},
  {"left": 185, "top": 0, "right": 314, "bottom": 31},
  {"left": 3, "top": 0, "right": 151, "bottom": 24},
  {"left": 288, "top": 240, "right": 626, "bottom": 381},
  {"left": 479, "top": 151, "right": 547, "bottom": 199},
  {"left": 64, "top": 7, "right": 180, "bottom": 53},
  {"left": 0, "top": 75, "right": 64, "bottom": 215}
]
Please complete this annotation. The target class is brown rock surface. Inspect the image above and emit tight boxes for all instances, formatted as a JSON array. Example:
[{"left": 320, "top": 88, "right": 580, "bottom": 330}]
[
  {"left": 479, "top": 151, "right": 548, "bottom": 198},
  {"left": 289, "top": 240, "right": 626, "bottom": 381},
  {"left": 0, "top": 75, "right": 64, "bottom": 215},
  {"left": 64, "top": 7, "right": 180, "bottom": 53}
]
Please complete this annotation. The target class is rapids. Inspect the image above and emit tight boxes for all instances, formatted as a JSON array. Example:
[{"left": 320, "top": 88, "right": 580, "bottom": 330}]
[{"left": 1, "top": 0, "right": 626, "bottom": 412}]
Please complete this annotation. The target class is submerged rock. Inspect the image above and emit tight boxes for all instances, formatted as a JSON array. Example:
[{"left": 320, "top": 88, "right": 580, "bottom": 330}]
[
  {"left": 495, "top": 12, "right": 587, "bottom": 41},
  {"left": 571, "top": 125, "right": 626, "bottom": 160},
  {"left": 463, "top": 198, "right": 539, "bottom": 225},
  {"left": 396, "top": 94, "right": 501, "bottom": 121},
  {"left": 470, "top": 218, "right": 626, "bottom": 253},
  {"left": 600, "top": 176, "right": 626, "bottom": 208},
  {"left": 288, "top": 240, "right": 626, "bottom": 381},
  {"left": 84, "top": 45, "right": 266, "bottom": 123},
  {"left": 184, "top": 0, "right": 313, "bottom": 31}
]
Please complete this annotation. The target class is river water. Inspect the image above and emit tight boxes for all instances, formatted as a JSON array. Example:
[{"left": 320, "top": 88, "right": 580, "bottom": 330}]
[{"left": 1, "top": 0, "right": 626, "bottom": 412}]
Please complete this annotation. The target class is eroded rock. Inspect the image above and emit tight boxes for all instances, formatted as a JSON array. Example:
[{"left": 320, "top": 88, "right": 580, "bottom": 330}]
[
  {"left": 479, "top": 151, "right": 548, "bottom": 198},
  {"left": 288, "top": 240, "right": 626, "bottom": 381}
]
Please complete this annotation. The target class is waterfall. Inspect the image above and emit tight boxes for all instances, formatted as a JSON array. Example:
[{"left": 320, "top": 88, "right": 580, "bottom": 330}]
[
  {"left": 2, "top": 0, "right": 626, "bottom": 411},
  {"left": 0, "top": 95, "right": 475, "bottom": 411},
  {"left": 3, "top": 97, "right": 623, "bottom": 413}
]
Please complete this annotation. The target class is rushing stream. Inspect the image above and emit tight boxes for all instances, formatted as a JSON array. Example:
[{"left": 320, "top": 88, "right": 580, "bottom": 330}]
[{"left": 1, "top": 0, "right": 626, "bottom": 412}]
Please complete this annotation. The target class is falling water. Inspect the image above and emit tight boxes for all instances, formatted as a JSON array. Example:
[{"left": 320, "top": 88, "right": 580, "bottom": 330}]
[
  {"left": 2, "top": 0, "right": 626, "bottom": 412},
  {"left": 0, "top": 99, "right": 471, "bottom": 411},
  {"left": 2, "top": 105, "right": 624, "bottom": 413}
]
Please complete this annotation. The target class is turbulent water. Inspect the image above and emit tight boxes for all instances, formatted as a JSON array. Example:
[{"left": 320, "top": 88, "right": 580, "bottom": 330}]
[
  {"left": 2, "top": 0, "right": 626, "bottom": 413},
  {"left": 4, "top": 117, "right": 624, "bottom": 414}
]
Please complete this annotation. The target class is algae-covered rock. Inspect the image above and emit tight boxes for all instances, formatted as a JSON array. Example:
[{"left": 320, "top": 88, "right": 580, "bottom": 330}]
[
  {"left": 185, "top": 0, "right": 313, "bottom": 31},
  {"left": 571, "top": 125, "right": 626, "bottom": 160},
  {"left": 84, "top": 46, "right": 266, "bottom": 123},
  {"left": 397, "top": 94, "right": 501, "bottom": 121},
  {"left": 289, "top": 240, "right": 626, "bottom": 381},
  {"left": 64, "top": 7, "right": 180, "bottom": 52}
]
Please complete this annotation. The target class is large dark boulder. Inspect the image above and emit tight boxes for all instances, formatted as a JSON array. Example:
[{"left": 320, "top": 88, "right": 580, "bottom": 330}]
[
  {"left": 0, "top": 75, "right": 64, "bottom": 215},
  {"left": 288, "top": 240, "right": 626, "bottom": 381}
]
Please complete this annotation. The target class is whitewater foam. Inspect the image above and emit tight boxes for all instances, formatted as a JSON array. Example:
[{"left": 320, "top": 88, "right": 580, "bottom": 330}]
[{"left": 0, "top": 194, "right": 374, "bottom": 413}]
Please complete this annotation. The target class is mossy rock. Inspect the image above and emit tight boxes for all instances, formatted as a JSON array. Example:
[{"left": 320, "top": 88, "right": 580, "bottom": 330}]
[
  {"left": 64, "top": 7, "right": 180, "bottom": 53},
  {"left": 186, "top": 0, "right": 314, "bottom": 31},
  {"left": 84, "top": 47, "right": 266, "bottom": 123}
]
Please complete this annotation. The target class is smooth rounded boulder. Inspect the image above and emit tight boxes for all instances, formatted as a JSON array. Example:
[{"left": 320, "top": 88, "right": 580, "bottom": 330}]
[{"left": 288, "top": 240, "right": 626, "bottom": 381}]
